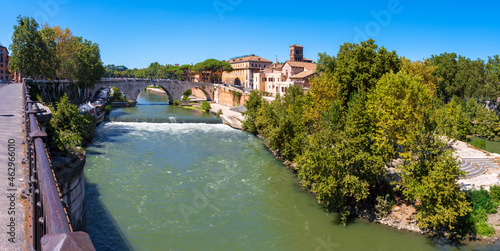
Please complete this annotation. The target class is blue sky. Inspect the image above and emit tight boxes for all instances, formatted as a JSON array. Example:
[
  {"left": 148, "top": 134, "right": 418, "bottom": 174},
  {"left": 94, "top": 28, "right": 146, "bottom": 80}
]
[{"left": 0, "top": 0, "right": 499, "bottom": 69}]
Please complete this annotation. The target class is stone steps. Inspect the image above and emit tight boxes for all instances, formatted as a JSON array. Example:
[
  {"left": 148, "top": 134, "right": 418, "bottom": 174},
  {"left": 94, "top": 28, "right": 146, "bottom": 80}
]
[{"left": 459, "top": 158, "right": 499, "bottom": 179}]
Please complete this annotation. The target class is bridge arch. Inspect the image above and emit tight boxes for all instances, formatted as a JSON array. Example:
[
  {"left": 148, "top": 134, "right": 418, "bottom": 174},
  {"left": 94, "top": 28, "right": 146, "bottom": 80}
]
[
  {"left": 190, "top": 87, "right": 213, "bottom": 101},
  {"left": 91, "top": 80, "right": 215, "bottom": 104},
  {"left": 139, "top": 85, "right": 174, "bottom": 103}
]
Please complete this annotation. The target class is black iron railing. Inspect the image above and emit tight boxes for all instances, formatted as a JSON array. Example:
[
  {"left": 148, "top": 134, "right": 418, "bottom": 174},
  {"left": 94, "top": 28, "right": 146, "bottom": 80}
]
[{"left": 22, "top": 81, "right": 95, "bottom": 251}]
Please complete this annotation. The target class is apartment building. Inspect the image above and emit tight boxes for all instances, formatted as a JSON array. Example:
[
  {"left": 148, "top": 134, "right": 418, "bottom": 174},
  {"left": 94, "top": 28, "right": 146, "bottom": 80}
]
[{"left": 0, "top": 45, "right": 9, "bottom": 82}]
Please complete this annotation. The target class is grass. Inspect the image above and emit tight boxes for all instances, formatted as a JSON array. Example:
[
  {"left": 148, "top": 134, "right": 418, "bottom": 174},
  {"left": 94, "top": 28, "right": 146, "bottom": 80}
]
[
  {"left": 468, "top": 136, "right": 500, "bottom": 154},
  {"left": 181, "top": 105, "right": 202, "bottom": 111}
]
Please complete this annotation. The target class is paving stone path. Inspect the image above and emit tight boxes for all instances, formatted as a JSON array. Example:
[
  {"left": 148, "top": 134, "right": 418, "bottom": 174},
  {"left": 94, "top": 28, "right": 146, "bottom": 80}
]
[
  {"left": 0, "top": 83, "right": 26, "bottom": 250},
  {"left": 460, "top": 158, "right": 500, "bottom": 178}
]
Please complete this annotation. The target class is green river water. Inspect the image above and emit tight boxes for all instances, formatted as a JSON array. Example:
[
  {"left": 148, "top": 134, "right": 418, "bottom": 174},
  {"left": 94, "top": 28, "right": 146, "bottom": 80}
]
[{"left": 84, "top": 91, "right": 492, "bottom": 250}]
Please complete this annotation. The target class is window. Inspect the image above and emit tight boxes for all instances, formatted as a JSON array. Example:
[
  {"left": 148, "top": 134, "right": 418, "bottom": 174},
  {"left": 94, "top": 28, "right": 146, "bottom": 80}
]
[
  {"left": 276, "top": 86, "right": 279, "bottom": 93},
  {"left": 0, "top": 64, "right": 2, "bottom": 68},
  {"left": 281, "top": 87, "right": 284, "bottom": 92},
  {"left": 0, "top": 57, "right": 3, "bottom": 63},
  {"left": 262, "top": 77, "right": 265, "bottom": 82},
  {"left": 0, "top": 70, "right": 3, "bottom": 74}
]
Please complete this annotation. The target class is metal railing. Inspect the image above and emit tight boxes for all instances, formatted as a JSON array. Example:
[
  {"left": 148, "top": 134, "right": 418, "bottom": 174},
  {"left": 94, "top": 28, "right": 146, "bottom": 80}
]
[{"left": 22, "top": 81, "right": 95, "bottom": 251}]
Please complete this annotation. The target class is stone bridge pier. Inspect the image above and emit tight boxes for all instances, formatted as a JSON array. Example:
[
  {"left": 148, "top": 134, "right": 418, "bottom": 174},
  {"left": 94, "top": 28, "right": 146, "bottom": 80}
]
[{"left": 92, "top": 79, "right": 215, "bottom": 103}]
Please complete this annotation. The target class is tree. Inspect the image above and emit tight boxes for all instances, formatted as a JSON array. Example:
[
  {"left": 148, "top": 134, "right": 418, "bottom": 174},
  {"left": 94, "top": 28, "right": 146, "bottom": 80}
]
[
  {"left": 193, "top": 59, "right": 232, "bottom": 83},
  {"left": 368, "top": 71, "right": 435, "bottom": 161},
  {"left": 298, "top": 94, "right": 385, "bottom": 224},
  {"left": 39, "top": 26, "right": 59, "bottom": 79},
  {"left": 430, "top": 53, "right": 458, "bottom": 100},
  {"left": 74, "top": 38, "right": 105, "bottom": 88},
  {"left": 485, "top": 55, "right": 500, "bottom": 97},
  {"left": 243, "top": 90, "right": 264, "bottom": 134},
  {"left": 144, "top": 62, "right": 163, "bottom": 79},
  {"left": 305, "top": 72, "right": 340, "bottom": 127},
  {"left": 454, "top": 57, "right": 486, "bottom": 99},
  {"left": 401, "top": 57, "right": 438, "bottom": 95},
  {"left": 368, "top": 71, "right": 470, "bottom": 231},
  {"left": 9, "top": 16, "right": 47, "bottom": 78},
  {"left": 333, "top": 39, "right": 401, "bottom": 106},
  {"left": 435, "top": 97, "right": 470, "bottom": 141},
  {"left": 399, "top": 136, "right": 470, "bottom": 231},
  {"left": 316, "top": 52, "right": 336, "bottom": 73},
  {"left": 51, "top": 26, "right": 79, "bottom": 80},
  {"left": 254, "top": 85, "right": 311, "bottom": 161}
]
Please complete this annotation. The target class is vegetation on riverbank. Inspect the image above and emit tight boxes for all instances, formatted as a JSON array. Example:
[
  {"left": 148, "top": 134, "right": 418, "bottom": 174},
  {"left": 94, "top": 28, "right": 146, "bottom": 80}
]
[
  {"left": 46, "top": 94, "right": 95, "bottom": 153},
  {"left": 243, "top": 39, "right": 500, "bottom": 238},
  {"left": 110, "top": 86, "right": 128, "bottom": 102}
]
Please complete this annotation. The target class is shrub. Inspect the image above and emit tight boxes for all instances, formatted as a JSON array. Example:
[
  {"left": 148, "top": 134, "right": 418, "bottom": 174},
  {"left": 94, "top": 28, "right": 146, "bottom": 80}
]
[
  {"left": 110, "top": 86, "right": 127, "bottom": 102},
  {"left": 472, "top": 139, "right": 486, "bottom": 149},
  {"left": 47, "top": 94, "right": 96, "bottom": 153},
  {"left": 457, "top": 188, "right": 499, "bottom": 237},
  {"left": 182, "top": 89, "right": 192, "bottom": 101},
  {"left": 201, "top": 101, "right": 211, "bottom": 112},
  {"left": 183, "top": 89, "right": 192, "bottom": 97},
  {"left": 173, "top": 99, "right": 181, "bottom": 106},
  {"left": 216, "top": 109, "right": 223, "bottom": 118},
  {"left": 468, "top": 188, "right": 498, "bottom": 214},
  {"left": 490, "top": 185, "right": 500, "bottom": 203},
  {"left": 104, "top": 104, "right": 112, "bottom": 115},
  {"left": 476, "top": 222, "right": 496, "bottom": 236},
  {"left": 375, "top": 194, "right": 394, "bottom": 217}
]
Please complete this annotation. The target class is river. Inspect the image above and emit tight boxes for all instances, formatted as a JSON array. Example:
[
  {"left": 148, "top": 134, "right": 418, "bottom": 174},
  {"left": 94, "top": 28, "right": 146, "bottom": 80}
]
[{"left": 84, "top": 91, "right": 487, "bottom": 250}]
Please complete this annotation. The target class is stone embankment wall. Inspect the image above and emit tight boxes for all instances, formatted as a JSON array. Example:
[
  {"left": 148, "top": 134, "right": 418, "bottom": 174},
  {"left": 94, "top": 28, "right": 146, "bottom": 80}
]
[
  {"left": 52, "top": 152, "right": 87, "bottom": 231},
  {"left": 215, "top": 86, "right": 249, "bottom": 107}
]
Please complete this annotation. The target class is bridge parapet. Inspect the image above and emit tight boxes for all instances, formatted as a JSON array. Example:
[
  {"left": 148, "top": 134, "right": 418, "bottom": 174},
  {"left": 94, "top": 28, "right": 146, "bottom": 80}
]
[
  {"left": 22, "top": 81, "right": 95, "bottom": 250},
  {"left": 92, "top": 78, "right": 215, "bottom": 103}
]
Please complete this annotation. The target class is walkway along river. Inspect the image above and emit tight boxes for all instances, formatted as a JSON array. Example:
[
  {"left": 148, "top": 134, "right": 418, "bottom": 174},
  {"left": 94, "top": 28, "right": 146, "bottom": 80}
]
[{"left": 84, "top": 91, "right": 486, "bottom": 250}]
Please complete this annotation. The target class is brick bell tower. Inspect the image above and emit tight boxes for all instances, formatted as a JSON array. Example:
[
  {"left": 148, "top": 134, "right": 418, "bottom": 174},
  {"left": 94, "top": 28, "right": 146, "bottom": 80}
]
[{"left": 289, "top": 44, "right": 303, "bottom": 62}]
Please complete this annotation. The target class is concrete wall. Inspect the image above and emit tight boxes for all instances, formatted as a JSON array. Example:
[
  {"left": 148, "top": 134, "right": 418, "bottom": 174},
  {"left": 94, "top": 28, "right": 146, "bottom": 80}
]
[
  {"left": 52, "top": 153, "right": 87, "bottom": 231},
  {"left": 27, "top": 81, "right": 89, "bottom": 104}
]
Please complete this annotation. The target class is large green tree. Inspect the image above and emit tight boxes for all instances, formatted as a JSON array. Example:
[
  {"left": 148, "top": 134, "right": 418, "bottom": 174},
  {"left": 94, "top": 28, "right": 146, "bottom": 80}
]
[
  {"left": 74, "top": 38, "right": 105, "bottom": 88},
  {"left": 9, "top": 16, "right": 48, "bottom": 78},
  {"left": 333, "top": 39, "right": 401, "bottom": 106},
  {"left": 430, "top": 53, "right": 458, "bottom": 100},
  {"left": 315, "top": 52, "right": 336, "bottom": 74},
  {"left": 243, "top": 90, "right": 264, "bottom": 134},
  {"left": 368, "top": 71, "right": 470, "bottom": 231},
  {"left": 485, "top": 55, "right": 500, "bottom": 96}
]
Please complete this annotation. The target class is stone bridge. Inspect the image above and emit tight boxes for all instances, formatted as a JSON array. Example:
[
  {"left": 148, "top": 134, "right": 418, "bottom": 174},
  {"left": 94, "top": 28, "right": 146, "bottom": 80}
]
[{"left": 92, "top": 79, "right": 215, "bottom": 103}]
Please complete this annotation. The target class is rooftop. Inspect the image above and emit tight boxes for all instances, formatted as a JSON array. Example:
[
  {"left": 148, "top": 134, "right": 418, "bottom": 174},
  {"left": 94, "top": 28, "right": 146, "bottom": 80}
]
[
  {"left": 290, "top": 70, "right": 316, "bottom": 79},
  {"left": 227, "top": 55, "right": 272, "bottom": 64},
  {"left": 290, "top": 44, "right": 303, "bottom": 48},
  {"left": 286, "top": 61, "right": 317, "bottom": 72}
]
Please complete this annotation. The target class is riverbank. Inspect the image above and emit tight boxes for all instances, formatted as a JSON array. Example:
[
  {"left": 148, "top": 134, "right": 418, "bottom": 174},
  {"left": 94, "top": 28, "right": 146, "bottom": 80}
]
[
  {"left": 209, "top": 103, "right": 244, "bottom": 129},
  {"left": 214, "top": 103, "right": 500, "bottom": 246}
]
